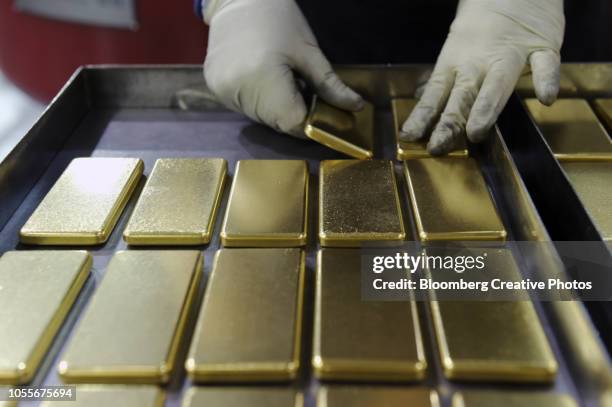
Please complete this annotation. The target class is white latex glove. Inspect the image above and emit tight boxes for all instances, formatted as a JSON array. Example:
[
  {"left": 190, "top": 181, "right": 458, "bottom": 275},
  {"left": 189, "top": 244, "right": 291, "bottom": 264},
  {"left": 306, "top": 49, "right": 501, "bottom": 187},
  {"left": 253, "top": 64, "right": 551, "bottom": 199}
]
[
  {"left": 400, "top": 0, "right": 565, "bottom": 154},
  {"left": 203, "top": 0, "right": 364, "bottom": 138}
]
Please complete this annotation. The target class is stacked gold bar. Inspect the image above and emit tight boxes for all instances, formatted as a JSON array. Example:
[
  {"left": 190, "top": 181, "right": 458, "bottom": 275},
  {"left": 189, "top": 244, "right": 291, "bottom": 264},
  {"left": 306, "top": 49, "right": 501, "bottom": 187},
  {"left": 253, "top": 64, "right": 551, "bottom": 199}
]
[
  {"left": 317, "top": 387, "right": 439, "bottom": 407},
  {"left": 0, "top": 251, "right": 91, "bottom": 384},
  {"left": 452, "top": 391, "right": 578, "bottom": 407},
  {"left": 594, "top": 99, "right": 612, "bottom": 131},
  {"left": 20, "top": 157, "right": 143, "bottom": 245},
  {"left": 40, "top": 386, "right": 165, "bottom": 407},
  {"left": 181, "top": 387, "right": 302, "bottom": 407},
  {"left": 221, "top": 160, "right": 308, "bottom": 247}
]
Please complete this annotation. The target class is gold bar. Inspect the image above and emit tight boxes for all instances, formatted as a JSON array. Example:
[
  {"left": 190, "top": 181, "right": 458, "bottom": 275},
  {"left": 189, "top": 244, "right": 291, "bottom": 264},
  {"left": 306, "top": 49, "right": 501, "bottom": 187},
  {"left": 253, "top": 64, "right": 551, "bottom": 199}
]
[
  {"left": 186, "top": 248, "right": 305, "bottom": 382},
  {"left": 58, "top": 250, "right": 202, "bottom": 384},
  {"left": 404, "top": 158, "right": 506, "bottom": 242},
  {"left": 561, "top": 162, "right": 612, "bottom": 241},
  {"left": 317, "top": 386, "right": 438, "bottom": 407},
  {"left": 319, "top": 160, "right": 406, "bottom": 247},
  {"left": 20, "top": 157, "right": 143, "bottom": 245},
  {"left": 313, "top": 249, "right": 426, "bottom": 381},
  {"left": 452, "top": 391, "right": 577, "bottom": 407},
  {"left": 429, "top": 249, "right": 557, "bottom": 383},
  {"left": 123, "top": 158, "right": 227, "bottom": 245},
  {"left": 305, "top": 96, "right": 374, "bottom": 159},
  {"left": 392, "top": 98, "right": 469, "bottom": 160},
  {"left": 594, "top": 98, "right": 612, "bottom": 131},
  {"left": 182, "top": 387, "right": 302, "bottom": 407},
  {"left": 40, "top": 386, "right": 165, "bottom": 407},
  {"left": 515, "top": 71, "right": 577, "bottom": 97},
  {"left": 0, "top": 251, "right": 91, "bottom": 384},
  {"left": 220, "top": 160, "right": 308, "bottom": 247},
  {"left": 525, "top": 99, "right": 612, "bottom": 161}
]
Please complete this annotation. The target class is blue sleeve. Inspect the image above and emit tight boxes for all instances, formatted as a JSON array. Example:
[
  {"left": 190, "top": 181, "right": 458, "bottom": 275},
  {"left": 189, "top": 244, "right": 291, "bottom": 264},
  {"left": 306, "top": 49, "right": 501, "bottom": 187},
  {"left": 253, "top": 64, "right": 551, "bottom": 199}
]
[{"left": 194, "top": 0, "right": 205, "bottom": 21}]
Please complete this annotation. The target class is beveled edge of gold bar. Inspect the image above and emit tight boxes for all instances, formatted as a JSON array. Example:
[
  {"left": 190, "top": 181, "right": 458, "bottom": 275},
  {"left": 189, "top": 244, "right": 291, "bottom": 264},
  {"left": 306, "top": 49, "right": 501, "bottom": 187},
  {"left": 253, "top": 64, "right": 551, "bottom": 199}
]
[
  {"left": 220, "top": 162, "right": 309, "bottom": 248},
  {"left": 123, "top": 160, "right": 228, "bottom": 246},
  {"left": 0, "top": 251, "right": 92, "bottom": 385},
  {"left": 19, "top": 159, "right": 144, "bottom": 245},
  {"left": 185, "top": 250, "right": 305, "bottom": 383},
  {"left": 430, "top": 301, "right": 558, "bottom": 383},
  {"left": 58, "top": 251, "right": 203, "bottom": 385},
  {"left": 391, "top": 99, "right": 469, "bottom": 161},
  {"left": 402, "top": 162, "right": 507, "bottom": 243},
  {"left": 318, "top": 160, "right": 406, "bottom": 246},
  {"left": 593, "top": 99, "right": 612, "bottom": 130},
  {"left": 553, "top": 153, "right": 612, "bottom": 162},
  {"left": 182, "top": 387, "right": 304, "bottom": 407},
  {"left": 317, "top": 387, "right": 440, "bottom": 407},
  {"left": 304, "top": 97, "right": 374, "bottom": 160},
  {"left": 451, "top": 391, "right": 578, "bottom": 407}
]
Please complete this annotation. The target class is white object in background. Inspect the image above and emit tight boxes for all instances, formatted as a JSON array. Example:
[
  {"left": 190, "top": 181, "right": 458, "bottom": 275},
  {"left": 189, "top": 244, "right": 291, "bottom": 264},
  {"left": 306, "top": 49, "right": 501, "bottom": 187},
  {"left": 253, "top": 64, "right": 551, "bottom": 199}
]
[{"left": 0, "top": 70, "right": 44, "bottom": 162}]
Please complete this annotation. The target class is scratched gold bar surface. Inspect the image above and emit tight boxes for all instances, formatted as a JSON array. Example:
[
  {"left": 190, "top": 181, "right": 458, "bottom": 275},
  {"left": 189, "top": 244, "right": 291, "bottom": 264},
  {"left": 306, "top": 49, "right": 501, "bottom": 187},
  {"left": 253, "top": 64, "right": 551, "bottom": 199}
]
[
  {"left": 0, "top": 251, "right": 91, "bottom": 385},
  {"left": 452, "top": 391, "right": 577, "bottom": 407},
  {"left": 123, "top": 158, "right": 227, "bottom": 245},
  {"left": 59, "top": 250, "right": 202, "bottom": 384},
  {"left": 182, "top": 387, "right": 302, "bottom": 407},
  {"left": 594, "top": 99, "right": 612, "bottom": 131},
  {"left": 40, "top": 385, "right": 165, "bottom": 407},
  {"left": 404, "top": 158, "right": 506, "bottom": 242},
  {"left": 319, "top": 160, "right": 406, "bottom": 247},
  {"left": 186, "top": 248, "right": 304, "bottom": 382},
  {"left": 305, "top": 96, "right": 374, "bottom": 159},
  {"left": 561, "top": 162, "right": 612, "bottom": 241},
  {"left": 526, "top": 99, "right": 612, "bottom": 161},
  {"left": 429, "top": 249, "right": 557, "bottom": 383},
  {"left": 317, "top": 387, "right": 438, "bottom": 407},
  {"left": 20, "top": 157, "right": 143, "bottom": 245},
  {"left": 220, "top": 160, "right": 308, "bottom": 247},
  {"left": 313, "top": 249, "right": 426, "bottom": 381},
  {"left": 392, "top": 98, "right": 468, "bottom": 160}
]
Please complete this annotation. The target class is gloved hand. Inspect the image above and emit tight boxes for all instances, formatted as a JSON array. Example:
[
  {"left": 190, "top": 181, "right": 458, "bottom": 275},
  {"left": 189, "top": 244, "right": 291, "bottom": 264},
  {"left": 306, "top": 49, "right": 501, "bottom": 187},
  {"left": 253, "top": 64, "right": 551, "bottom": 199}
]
[
  {"left": 400, "top": 0, "right": 565, "bottom": 154},
  {"left": 203, "top": 0, "right": 364, "bottom": 138}
]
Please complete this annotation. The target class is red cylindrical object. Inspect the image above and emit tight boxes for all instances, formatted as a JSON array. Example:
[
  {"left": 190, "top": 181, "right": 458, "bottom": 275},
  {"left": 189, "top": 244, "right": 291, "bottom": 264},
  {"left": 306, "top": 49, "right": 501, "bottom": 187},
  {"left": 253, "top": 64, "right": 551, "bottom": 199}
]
[{"left": 0, "top": 1, "right": 208, "bottom": 102}]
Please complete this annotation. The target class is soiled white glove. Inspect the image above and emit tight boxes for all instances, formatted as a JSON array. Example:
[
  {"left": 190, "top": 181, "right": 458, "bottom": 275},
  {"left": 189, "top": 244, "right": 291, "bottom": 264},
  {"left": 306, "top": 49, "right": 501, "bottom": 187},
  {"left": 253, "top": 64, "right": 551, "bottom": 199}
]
[
  {"left": 400, "top": 0, "right": 565, "bottom": 154},
  {"left": 203, "top": 0, "right": 364, "bottom": 138}
]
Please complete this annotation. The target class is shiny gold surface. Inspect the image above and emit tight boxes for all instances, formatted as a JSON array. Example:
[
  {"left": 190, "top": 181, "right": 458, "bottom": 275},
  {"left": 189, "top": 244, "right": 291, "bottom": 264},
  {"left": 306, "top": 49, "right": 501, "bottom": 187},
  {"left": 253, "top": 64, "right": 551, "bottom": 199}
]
[
  {"left": 525, "top": 99, "right": 612, "bottom": 161},
  {"left": 319, "top": 160, "right": 406, "bottom": 247},
  {"left": 515, "top": 71, "right": 578, "bottom": 96},
  {"left": 594, "top": 99, "right": 612, "bottom": 131},
  {"left": 0, "top": 251, "right": 91, "bottom": 384},
  {"left": 404, "top": 158, "right": 506, "bottom": 242},
  {"left": 59, "top": 250, "right": 202, "bottom": 384},
  {"left": 40, "top": 385, "right": 165, "bottom": 407},
  {"left": 220, "top": 160, "right": 308, "bottom": 247},
  {"left": 20, "top": 157, "right": 143, "bottom": 245},
  {"left": 317, "top": 386, "right": 438, "bottom": 407},
  {"left": 392, "top": 98, "right": 468, "bottom": 160},
  {"left": 186, "top": 248, "right": 304, "bottom": 382},
  {"left": 313, "top": 249, "right": 426, "bottom": 381},
  {"left": 182, "top": 387, "right": 302, "bottom": 407},
  {"left": 429, "top": 250, "right": 557, "bottom": 383},
  {"left": 124, "top": 158, "right": 227, "bottom": 245},
  {"left": 452, "top": 391, "right": 577, "bottom": 407},
  {"left": 561, "top": 162, "right": 612, "bottom": 241},
  {"left": 20, "top": 158, "right": 144, "bottom": 245},
  {"left": 305, "top": 96, "right": 374, "bottom": 159}
]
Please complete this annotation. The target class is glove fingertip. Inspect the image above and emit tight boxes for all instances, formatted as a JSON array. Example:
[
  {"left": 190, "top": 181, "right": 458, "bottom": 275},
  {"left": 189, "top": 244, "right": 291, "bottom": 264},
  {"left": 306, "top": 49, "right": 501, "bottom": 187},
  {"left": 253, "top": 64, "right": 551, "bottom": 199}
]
[{"left": 535, "top": 82, "right": 559, "bottom": 106}]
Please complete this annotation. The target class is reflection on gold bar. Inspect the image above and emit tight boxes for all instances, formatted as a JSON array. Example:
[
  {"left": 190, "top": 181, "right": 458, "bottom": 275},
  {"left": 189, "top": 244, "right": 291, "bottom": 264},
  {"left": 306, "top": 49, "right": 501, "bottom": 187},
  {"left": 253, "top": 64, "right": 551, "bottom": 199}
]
[
  {"left": 561, "top": 162, "right": 612, "bottom": 241},
  {"left": 313, "top": 249, "right": 426, "bottom": 381},
  {"left": 181, "top": 387, "right": 301, "bottom": 407},
  {"left": 186, "top": 249, "right": 304, "bottom": 382},
  {"left": 20, "top": 157, "right": 143, "bottom": 245},
  {"left": 124, "top": 158, "right": 227, "bottom": 245},
  {"left": 452, "top": 391, "right": 577, "bottom": 407},
  {"left": 305, "top": 96, "right": 374, "bottom": 159},
  {"left": 59, "top": 250, "right": 202, "bottom": 384},
  {"left": 0, "top": 251, "right": 91, "bottom": 384},
  {"left": 319, "top": 160, "right": 406, "bottom": 247},
  {"left": 404, "top": 158, "right": 506, "bottom": 242},
  {"left": 429, "top": 250, "right": 557, "bottom": 382},
  {"left": 220, "top": 160, "right": 308, "bottom": 247},
  {"left": 594, "top": 99, "right": 612, "bottom": 131},
  {"left": 317, "top": 386, "right": 438, "bottom": 407},
  {"left": 40, "top": 386, "right": 165, "bottom": 407},
  {"left": 525, "top": 99, "right": 612, "bottom": 161},
  {"left": 392, "top": 99, "right": 468, "bottom": 160}
]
